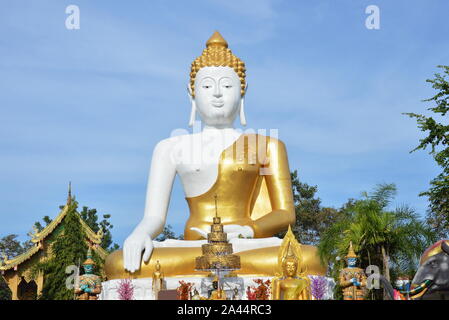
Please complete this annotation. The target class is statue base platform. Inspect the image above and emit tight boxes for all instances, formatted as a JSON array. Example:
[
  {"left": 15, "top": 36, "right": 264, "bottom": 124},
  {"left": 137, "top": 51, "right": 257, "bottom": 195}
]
[
  {"left": 105, "top": 238, "right": 327, "bottom": 279},
  {"left": 100, "top": 275, "right": 335, "bottom": 300}
]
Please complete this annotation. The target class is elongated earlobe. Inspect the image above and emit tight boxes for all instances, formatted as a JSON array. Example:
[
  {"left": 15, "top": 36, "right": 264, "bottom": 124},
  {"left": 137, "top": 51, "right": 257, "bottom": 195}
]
[
  {"left": 187, "top": 84, "right": 196, "bottom": 127},
  {"left": 189, "top": 100, "right": 196, "bottom": 127},
  {"left": 240, "top": 98, "right": 247, "bottom": 126}
]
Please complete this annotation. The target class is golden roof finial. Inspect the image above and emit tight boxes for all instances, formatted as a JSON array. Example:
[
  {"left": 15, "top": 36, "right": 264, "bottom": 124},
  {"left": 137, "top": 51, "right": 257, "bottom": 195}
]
[
  {"left": 345, "top": 241, "right": 358, "bottom": 259},
  {"left": 206, "top": 31, "right": 228, "bottom": 48},
  {"left": 67, "top": 181, "right": 72, "bottom": 205}
]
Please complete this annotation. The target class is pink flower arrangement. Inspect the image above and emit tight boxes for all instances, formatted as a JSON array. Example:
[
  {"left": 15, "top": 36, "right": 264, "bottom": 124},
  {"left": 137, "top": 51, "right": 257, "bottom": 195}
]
[{"left": 117, "top": 278, "right": 134, "bottom": 300}]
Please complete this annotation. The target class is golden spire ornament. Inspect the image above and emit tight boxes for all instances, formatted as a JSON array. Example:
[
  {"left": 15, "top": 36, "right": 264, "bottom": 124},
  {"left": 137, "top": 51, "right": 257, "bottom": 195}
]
[
  {"left": 206, "top": 31, "right": 228, "bottom": 48},
  {"left": 190, "top": 31, "right": 246, "bottom": 97},
  {"left": 276, "top": 225, "right": 303, "bottom": 276},
  {"left": 83, "top": 247, "right": 95, "bottom": 266},
  {"left": 346, "top": 241, "right": 358, "bottom": 259},
  {"left": 67, "top": 181, "right": 72, "bottom": 205}
]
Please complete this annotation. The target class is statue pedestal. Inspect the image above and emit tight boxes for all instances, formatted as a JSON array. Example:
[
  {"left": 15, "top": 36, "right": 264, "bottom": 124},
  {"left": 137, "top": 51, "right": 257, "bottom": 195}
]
[{"left": 100, "top": 275, "right": 335, "bottom": 300}]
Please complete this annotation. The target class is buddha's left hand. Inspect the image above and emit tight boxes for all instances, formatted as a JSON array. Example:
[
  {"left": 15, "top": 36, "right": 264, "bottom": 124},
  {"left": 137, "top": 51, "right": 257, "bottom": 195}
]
[{"left": 190, "top": 225, "right": 254, "bottom": 239}]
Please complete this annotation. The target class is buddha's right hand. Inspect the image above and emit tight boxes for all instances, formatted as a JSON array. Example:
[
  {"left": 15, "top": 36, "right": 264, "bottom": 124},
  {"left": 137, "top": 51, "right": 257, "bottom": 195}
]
[{"left": 123, "top": 231, "right": 153, "bottom": 273}]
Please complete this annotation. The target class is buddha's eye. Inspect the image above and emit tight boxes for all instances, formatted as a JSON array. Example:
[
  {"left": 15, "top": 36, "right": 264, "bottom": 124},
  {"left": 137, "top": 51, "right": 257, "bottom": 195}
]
[
  {"left": 202, "top": 85, "right": 212, "bottom": 89},
  {"left": 224, "top": 85, "right": 232, "bottom": 89}
]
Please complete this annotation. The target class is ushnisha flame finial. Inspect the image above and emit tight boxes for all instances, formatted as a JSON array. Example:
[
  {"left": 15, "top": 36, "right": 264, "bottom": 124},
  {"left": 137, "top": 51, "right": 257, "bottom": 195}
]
[
  {"left": 284, "top": 241, "right": 297, "bottom": 261},
  {"left": 206, "top": 31, "right": 228, "bottom": 48},
  {"left": 190, "top": 31, "right": 246, "bottom": 97}
]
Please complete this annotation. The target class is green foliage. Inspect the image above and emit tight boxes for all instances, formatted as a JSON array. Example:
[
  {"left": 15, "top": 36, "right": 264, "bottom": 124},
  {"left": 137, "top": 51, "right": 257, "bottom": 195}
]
[
  {"left": 0, "top": 234, "right": 37, "bottom": 300},
  {"left": 318, "top": 183, "right": 436, "bottom": 299},
  {"left": 0, "top": 234, "right": 29, "bottom": 259},
  {"left": 0, "top": 276, "right": 11, "bottom": 300},
  {"left": 278, "top": 170, "right": 342, "bottom": 245},
  {"left": 33, "top": 216, "right": 52, "bottom": 232},
  {"left": 78, "top": 206, "right": 119, "bottom": 251},
  {"left": 37, "top": 201, "right": 89, "bottom": 300},
  {"left": 155, "top": 224, "right": 183, "bottom": 241},
  {"left": 404, "top": 65, "right": 449, "bottom": 238}
]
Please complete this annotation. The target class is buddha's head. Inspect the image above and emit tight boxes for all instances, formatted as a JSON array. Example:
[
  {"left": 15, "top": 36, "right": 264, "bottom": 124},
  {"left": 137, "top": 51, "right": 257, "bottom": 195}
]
[
  {"left": 188, "top": 31, "right": 247, "bottom": 128},
  {"left": 283, "top": 257, "right": 299, "bottom": 277},
  {"left": 281, "top": 240, "right": 302, "bottom": 277}
]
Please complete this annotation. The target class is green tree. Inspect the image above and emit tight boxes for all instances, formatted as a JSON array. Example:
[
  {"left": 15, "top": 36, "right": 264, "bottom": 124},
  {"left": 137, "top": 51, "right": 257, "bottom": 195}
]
[
  {"left": 33, "top": 216, "right": 52, "bottom": 232},
  {"left": 0, "top": 234, "right": 28, "bottom": 259},
  {"left": 318, "top": 184, "right": 435, "bottom": 299},
  {"left": 155, "top": 224, "right": 184, "bottom": 241},
  {"left": 0, "top": 277, "right": 11, "bottom": 300},
  {"left": 0, "top": 234, "right": 40, "bottom": 300},
  {"left": 36, "top": 201, "right": 91, "bottom": 300},
  {"left": 278, "top": 170, "right": 342, "bottom": 245},
  {"left": 404, "top": 65, "right": 449, "bottom": 238},
  {"left": 78, "top": 206, "right": 119, "bottom": 251}
]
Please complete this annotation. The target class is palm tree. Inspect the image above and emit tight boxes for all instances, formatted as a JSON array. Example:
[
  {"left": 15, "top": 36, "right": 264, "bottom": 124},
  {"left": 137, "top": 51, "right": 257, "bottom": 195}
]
[{"left": 318, "top": 184, "right": 436, "bottom": 298}]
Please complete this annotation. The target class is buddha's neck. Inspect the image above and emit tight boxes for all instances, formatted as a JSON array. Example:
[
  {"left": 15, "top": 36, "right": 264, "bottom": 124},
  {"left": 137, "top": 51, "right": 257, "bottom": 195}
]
[
  {"left": 203, "top": 124, "right": 235, "bottom": 131},
  {"left": 202, "top": 126, "right": 240, "bottom": 138}
]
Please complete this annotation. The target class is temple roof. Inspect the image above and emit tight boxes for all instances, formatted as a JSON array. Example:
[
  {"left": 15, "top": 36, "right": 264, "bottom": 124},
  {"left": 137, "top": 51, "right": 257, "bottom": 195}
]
[{"left": 0, "top": 202, "right": 108, "bottom": 271}]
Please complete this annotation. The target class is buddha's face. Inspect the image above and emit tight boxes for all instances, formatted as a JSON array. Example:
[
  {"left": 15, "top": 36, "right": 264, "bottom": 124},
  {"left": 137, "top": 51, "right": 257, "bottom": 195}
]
[
  {"left": 284, "top": 260, "right": 298, "bottom": 277},
  {"left": 193, "top": 66, "right": 242, "bottom": 127}
]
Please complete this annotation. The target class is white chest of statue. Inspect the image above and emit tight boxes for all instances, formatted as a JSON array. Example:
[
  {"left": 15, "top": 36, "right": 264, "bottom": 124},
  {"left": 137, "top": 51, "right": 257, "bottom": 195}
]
[{"left": 171, "top": 128, "right": 242, "bottom": 197}]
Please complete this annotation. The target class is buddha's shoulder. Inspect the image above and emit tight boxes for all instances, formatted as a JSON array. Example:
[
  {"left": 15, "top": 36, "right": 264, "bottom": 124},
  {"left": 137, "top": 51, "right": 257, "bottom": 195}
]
[{"left": 153, "top": 134, "right": 194, "bottom": 149}]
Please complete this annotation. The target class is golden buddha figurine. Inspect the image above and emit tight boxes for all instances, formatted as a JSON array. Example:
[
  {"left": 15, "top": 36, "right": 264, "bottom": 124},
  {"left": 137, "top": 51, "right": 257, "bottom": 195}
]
[
  {"left": 104, "top": 31, "right": 326, "bottom": 280},
  {"left": 271, "top": 227, "right": 311, "bottom": 300},
  {"left": 151, "top": 260, "right": 165, "bottom": 299},
  {"left": 209, "top": 277, "right": 227, "bottom": 300},
  {"left": 339, "top": 242, "right": 367, "bottom": 300}
]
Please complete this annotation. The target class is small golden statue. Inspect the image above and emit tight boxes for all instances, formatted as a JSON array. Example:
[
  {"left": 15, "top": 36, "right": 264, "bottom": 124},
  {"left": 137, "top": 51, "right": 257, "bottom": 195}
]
[
  {"left": 209, "top": 276, "right": 227, "bottom": 300},
  {"left": 151, "top": 260, "right": 165, "bottom": 299},
  {"left": 271, "top": 226, "right": 311, "bottom": 300},
  {"left": 74, "top": 248, "right": 102, "bottom": 300},
  {"left": 339, "top": 242, "right": 367, "bottom": 300}
]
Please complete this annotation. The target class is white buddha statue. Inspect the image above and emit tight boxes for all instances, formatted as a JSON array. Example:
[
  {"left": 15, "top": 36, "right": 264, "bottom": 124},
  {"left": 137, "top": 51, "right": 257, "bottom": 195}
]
[{"left": 104, "top": 31, "right": 325, "bottom": 279}]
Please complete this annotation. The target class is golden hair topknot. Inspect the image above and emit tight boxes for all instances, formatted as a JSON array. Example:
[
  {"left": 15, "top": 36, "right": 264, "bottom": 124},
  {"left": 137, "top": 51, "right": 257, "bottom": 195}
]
[{"left": 190, "top": 31, "right": 246, "bottom": 97}]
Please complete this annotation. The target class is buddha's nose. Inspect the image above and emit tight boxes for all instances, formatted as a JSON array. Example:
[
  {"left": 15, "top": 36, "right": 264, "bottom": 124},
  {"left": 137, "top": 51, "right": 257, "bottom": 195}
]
[{"left": 213, "top": 86, "right": 223, "bottom": 98}]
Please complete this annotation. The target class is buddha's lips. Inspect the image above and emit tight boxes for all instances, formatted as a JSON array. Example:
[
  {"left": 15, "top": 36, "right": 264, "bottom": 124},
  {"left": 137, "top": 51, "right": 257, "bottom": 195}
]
[{"left": 212, "top": 101, "right": 224, "bottom": 107}]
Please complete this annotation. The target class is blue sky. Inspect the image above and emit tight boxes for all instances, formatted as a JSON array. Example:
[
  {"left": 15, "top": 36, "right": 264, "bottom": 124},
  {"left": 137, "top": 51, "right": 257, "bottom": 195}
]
[{"left": 1, "top": 0, "right": 448, "bottom": 247}]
